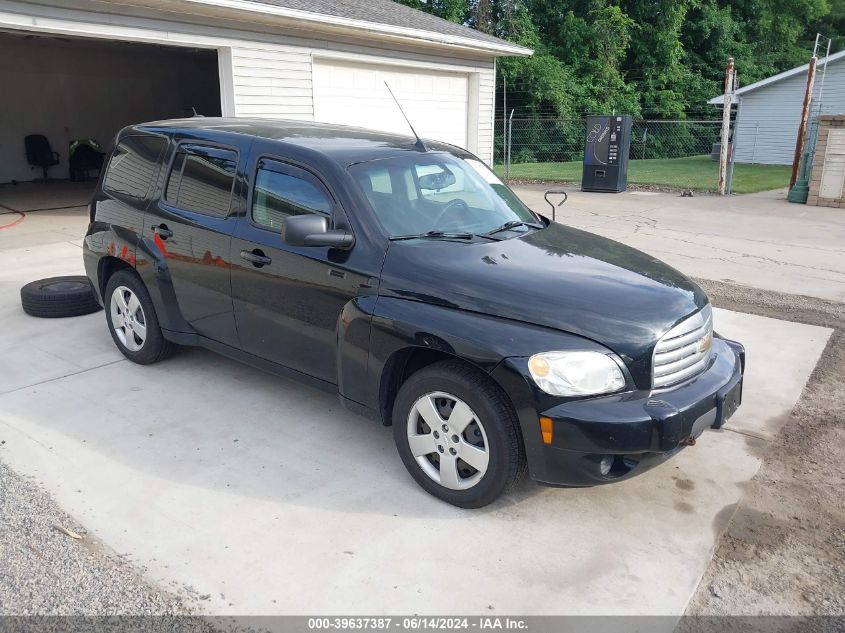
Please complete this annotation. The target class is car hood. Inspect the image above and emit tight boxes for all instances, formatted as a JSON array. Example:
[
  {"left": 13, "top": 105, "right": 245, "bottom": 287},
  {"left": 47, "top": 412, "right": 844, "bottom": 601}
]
[{"left": 380, "top": 222, "right": 708, "bottom": 378}]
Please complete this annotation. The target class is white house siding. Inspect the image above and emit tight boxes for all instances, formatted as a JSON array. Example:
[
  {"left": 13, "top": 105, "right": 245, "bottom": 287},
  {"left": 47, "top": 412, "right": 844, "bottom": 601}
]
[
  {"left": 734, "top": 59, "right": 845, "bottom": 165},
  {"left": 230, "top": 46, "right": 314, "bottom": 120},
  {"left": 227, "top": 36, "right": 497, "bottom": 160},
  {"left": 0, "top": 0, "right": 497, "bottom": 163},
  {"left": 478, "top": 65, "right": 496, "bottom": 162}
]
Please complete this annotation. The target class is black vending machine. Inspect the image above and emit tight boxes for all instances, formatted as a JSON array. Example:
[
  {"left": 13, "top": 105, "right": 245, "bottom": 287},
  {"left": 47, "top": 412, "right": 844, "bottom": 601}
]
[{"left": 581, "top": 115, "right": 632, "bottom": 192}]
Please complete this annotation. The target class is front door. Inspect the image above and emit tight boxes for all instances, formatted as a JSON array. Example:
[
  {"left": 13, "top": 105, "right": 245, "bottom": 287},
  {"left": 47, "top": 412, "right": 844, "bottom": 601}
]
[
  {"left": 143, "top": 142, "right": 241, "bottom": 346},
  {"left": 230, "top": 152, "right": 366, "bottom": 384}
]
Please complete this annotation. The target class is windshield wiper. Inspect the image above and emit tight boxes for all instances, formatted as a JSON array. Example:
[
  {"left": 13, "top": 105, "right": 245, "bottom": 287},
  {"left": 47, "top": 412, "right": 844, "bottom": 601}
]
[
  {"left": 390, "top": 231, "right": 475, "bottom": 241},
  {"left": 484, "top": 220, "right": 543, "bottom": 236}
]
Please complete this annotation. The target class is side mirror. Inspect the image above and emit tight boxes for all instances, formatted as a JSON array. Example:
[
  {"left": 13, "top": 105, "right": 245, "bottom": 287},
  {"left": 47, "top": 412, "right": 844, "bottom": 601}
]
[{"left": 283, "top": 214, "right": 354, "bottom": 249}]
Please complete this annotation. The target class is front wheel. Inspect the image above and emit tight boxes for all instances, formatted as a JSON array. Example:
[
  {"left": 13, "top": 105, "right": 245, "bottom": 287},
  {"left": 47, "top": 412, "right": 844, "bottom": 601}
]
[
  {"left": 104, "top": 269, "right": 174, "bottom": 364},
  {"left": 392, "top": 360, "right": 525, "bottom": 508}
]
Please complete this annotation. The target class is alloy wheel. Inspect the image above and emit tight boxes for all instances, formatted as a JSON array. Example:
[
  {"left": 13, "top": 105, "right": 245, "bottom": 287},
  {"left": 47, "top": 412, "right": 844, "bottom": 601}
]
[
  {"left": 406, "top": 391, "right": 490, "bottom": 490},
  {"left": 109, "top": 285, "right": 147, "bottom": 352}
]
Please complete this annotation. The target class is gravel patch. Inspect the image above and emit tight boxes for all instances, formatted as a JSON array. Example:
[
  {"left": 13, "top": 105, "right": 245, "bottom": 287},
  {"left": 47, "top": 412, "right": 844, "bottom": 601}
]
[
  {"left": 695, "top": 278, "right": 845, "bottom": 330},
  {"left": 0, "top": 460, "right": 203, "bottom": 616},
  {"left": 681, "top": 282, "right": 845, "bottom": 622}
]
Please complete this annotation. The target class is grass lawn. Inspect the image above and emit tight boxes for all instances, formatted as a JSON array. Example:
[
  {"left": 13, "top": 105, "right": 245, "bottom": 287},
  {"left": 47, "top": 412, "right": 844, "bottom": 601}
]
[{"left": 494, "top": 155, "right": 791, "bottom": 194}]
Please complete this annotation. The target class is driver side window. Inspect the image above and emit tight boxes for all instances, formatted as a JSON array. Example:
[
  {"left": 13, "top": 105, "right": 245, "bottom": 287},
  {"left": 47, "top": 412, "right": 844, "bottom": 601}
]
[{"left": 252, "top": 162, "right": 332, "bottom": 231}]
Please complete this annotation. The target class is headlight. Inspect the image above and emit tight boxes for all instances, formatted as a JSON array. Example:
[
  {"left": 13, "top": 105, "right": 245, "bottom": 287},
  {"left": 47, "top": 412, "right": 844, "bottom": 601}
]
[{"left": 528, "top": 351, "right": 626, "bottom": 397}]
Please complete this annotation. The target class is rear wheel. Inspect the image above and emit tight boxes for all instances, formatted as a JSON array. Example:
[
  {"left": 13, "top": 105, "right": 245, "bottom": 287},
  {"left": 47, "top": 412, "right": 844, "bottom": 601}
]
[
  {"left": 104, "top": 270, "right": 174, "bottom": 364},
  {"left": 392, "top": 360, "right": 525, "bottom": 508}
]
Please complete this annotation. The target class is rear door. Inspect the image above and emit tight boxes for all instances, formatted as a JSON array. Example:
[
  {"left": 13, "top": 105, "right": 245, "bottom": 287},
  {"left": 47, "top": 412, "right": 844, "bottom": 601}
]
[
  {"left": 229, "top": 147, "right": 367, "bottom": 384},
  {"left": 143, "top": 142, "right": 241, "bottom": 346}
]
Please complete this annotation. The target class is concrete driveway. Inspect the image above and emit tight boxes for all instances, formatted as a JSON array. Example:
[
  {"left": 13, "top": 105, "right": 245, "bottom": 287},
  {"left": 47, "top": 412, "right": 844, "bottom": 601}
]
[{"left": 0, "top": 184, "right": 833, "bottom": 616}]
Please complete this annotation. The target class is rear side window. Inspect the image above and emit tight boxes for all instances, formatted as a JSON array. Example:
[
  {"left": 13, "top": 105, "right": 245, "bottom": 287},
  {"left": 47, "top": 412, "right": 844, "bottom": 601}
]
[
  {"left": 165, "top": 145, "right": 237, "bottom": 217},
  {"left": 103, "top": 136, "right": 166, "bottom": 199},
  {"left": 252, "top": 162, "right": 332, "bottom": 231}
]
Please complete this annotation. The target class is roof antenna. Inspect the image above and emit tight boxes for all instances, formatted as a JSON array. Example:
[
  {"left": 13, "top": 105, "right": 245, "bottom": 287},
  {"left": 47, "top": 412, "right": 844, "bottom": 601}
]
[{"left": 384, "top": 81, "right": 427, "bottom": 152}]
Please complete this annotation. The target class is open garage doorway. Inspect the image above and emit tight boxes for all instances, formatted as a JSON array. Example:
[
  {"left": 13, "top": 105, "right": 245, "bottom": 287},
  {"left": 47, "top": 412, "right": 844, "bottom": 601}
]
[{"left": 0, "top": 31, "right": 221, "bottom": 186}]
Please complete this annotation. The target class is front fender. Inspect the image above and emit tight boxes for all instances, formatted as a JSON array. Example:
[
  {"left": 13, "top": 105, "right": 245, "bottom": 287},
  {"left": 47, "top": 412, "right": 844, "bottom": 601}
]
[{"left": 364, "top": 297, "right": 614, "bottom": 415}]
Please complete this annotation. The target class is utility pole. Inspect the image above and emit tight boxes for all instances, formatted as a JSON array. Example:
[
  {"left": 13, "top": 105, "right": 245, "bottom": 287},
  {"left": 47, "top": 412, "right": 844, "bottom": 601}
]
[
  {"left": 502, "top": 75, "right": 507, "bottom": 175},
  {"left": 718, "top": 57, "right": 735, "bottom": 195},
  {"left": 725, "top": 72, "right": 739, "bottom": 194},
  {"left": 789, "top": 55, "right": 818, "bottom": 189},
  {"left": 788, "top": 34, "right": 830, "bottom": 202},
  {"left": 506, "top": 108, "right": 514, "bottom": 181}
]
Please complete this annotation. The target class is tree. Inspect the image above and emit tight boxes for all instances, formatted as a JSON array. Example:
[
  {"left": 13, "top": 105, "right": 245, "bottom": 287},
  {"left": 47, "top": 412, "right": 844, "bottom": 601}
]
[
  {"left": 490, "top": 0, "right": 579, "bottom": 117},
  {"left": 807, "top": 0, "right": 844, "bottom": 51},
  {"left": 619, "top": 0, "right": 694, "bottom": 118},
  {"left": 393, "top": 0, "right": 469, "bottom": 23},
  {"left": 581, "top": 0, "right": 639, "bottom": 116},
  {"left": 397, "top": 0, "right": 836, "bottom": 120}
]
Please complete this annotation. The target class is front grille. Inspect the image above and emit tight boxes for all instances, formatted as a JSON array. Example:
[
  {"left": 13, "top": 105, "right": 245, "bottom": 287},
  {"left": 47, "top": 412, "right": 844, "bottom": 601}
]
[{"left": 652, "top": 305, "right": 713, "bottom": 390}]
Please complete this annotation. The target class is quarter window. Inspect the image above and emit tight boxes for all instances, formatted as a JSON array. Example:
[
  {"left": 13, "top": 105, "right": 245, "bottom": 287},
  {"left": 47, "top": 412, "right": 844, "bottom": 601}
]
[
  {"left": 368, "top": 168, "right": 392, "bottom": 194},
  {"left": 252, "top": 163, "right": 332, "bottom": 231},
  {"left": 103, "top": 136, "right": 166, "bottom": 199},
  {"left": 165, "top": 145, "right": 237, "bottom": 217}
]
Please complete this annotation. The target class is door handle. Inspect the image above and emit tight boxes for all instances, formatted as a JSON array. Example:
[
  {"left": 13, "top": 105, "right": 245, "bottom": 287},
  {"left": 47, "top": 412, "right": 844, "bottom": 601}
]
[
  {"left": 240, "top": 249, "right": 272, "bottom": 267},
  {"left": 153, "top": 224, "right": 173, "bottom": 239}
]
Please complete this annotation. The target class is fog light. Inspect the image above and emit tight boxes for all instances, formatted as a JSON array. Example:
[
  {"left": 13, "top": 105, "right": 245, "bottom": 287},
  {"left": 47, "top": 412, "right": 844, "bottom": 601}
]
[{"left": 599, "top": 455, "right": 614, "bottom": 476}]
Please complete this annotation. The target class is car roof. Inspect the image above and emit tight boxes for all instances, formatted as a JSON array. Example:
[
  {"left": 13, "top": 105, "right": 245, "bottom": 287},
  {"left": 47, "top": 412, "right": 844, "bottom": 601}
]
[{"left": 134, "top": 117, "right": 469, "bottom": 166}]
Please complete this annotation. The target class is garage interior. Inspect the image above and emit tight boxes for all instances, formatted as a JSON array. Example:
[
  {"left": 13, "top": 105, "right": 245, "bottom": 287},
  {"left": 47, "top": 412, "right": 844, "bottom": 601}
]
[{"left": 0, "top": 31, "right": 221, "bottom": 187}]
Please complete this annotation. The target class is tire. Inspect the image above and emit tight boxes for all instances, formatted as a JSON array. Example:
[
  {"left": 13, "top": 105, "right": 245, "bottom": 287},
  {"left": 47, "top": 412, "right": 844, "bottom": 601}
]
[
  {"left": 104, "top": 269, "right": 175, "bottom": 364},
  {"left": 20, "top": 276, "right": 102, "bottom": 318},
  {"left": 392, "top": 360, "right": 526, "bottom": 508}
]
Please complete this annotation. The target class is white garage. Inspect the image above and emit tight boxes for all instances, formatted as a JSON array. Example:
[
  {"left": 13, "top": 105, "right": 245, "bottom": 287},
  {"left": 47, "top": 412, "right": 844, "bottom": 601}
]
[
  {"left": 0, "top": 0, "right": 531, "bottom": 185},
  {"left": 313, "top": 59, "right": 470, "bottom": 149}
]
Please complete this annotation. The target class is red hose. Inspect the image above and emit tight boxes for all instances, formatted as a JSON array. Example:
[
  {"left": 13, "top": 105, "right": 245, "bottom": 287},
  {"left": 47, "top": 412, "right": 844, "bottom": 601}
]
[{"left": 0, "top": 210, "right": 26, "bottom": 230}]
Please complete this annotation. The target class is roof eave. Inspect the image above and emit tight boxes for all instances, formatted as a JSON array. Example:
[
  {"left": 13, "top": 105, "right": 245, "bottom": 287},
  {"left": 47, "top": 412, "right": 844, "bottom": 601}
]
[
  {"left": 706, "top": 49, "right": 845, "bottom": 103},
  {"left": 175, "top": 0, "right": 533, "bottom": 56},
  {"left": 708, "top": 95, "right": 739, "bottom": 105}
]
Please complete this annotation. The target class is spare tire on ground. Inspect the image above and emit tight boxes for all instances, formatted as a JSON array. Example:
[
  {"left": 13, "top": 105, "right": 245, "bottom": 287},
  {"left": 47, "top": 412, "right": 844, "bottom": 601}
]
[{"left": 20, "top": 276, "right": 102, "bottom": 318}]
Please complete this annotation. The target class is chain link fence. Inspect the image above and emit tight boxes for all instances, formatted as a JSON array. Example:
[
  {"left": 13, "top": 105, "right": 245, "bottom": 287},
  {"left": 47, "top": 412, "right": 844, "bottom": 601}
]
[{"left": 494, "top": 118, "right": 746, "bottom": 192}]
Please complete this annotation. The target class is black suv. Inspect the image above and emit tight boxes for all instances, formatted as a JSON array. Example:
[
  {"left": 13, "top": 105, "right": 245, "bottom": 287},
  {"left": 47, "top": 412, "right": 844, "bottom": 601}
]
[{"left": 83, "top": 119, "right": 744, "bottom": 508}]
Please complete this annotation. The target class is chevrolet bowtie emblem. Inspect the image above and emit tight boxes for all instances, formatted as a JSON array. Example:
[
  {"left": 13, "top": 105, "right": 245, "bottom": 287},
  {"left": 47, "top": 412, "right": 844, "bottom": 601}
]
[{"left": 698, "top": 333, "right": 713, "bottom": 353}]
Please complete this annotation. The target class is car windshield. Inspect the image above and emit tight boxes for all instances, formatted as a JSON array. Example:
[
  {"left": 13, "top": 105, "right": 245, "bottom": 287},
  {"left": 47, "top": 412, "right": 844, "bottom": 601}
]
[{"left": 348, "top": 153, "right": 541, "bottom": 238}]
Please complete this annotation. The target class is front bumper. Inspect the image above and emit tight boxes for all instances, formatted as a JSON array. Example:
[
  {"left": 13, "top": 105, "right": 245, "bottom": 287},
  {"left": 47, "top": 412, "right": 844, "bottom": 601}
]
[{"left": 491, "top": 338, "right": 745, "bottom": 487}]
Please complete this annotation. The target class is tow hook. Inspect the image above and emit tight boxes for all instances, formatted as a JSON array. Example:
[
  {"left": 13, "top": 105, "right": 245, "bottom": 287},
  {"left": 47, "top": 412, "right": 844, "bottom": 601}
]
[{"left": 683, "top": 437, "right": 697, "bottom": 447}]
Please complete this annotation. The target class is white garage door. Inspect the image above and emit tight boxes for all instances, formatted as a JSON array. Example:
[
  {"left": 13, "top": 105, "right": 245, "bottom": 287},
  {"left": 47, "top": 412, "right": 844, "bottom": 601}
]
[{"left": 312, "top": 59, "right": 469, "bottom": 149}]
